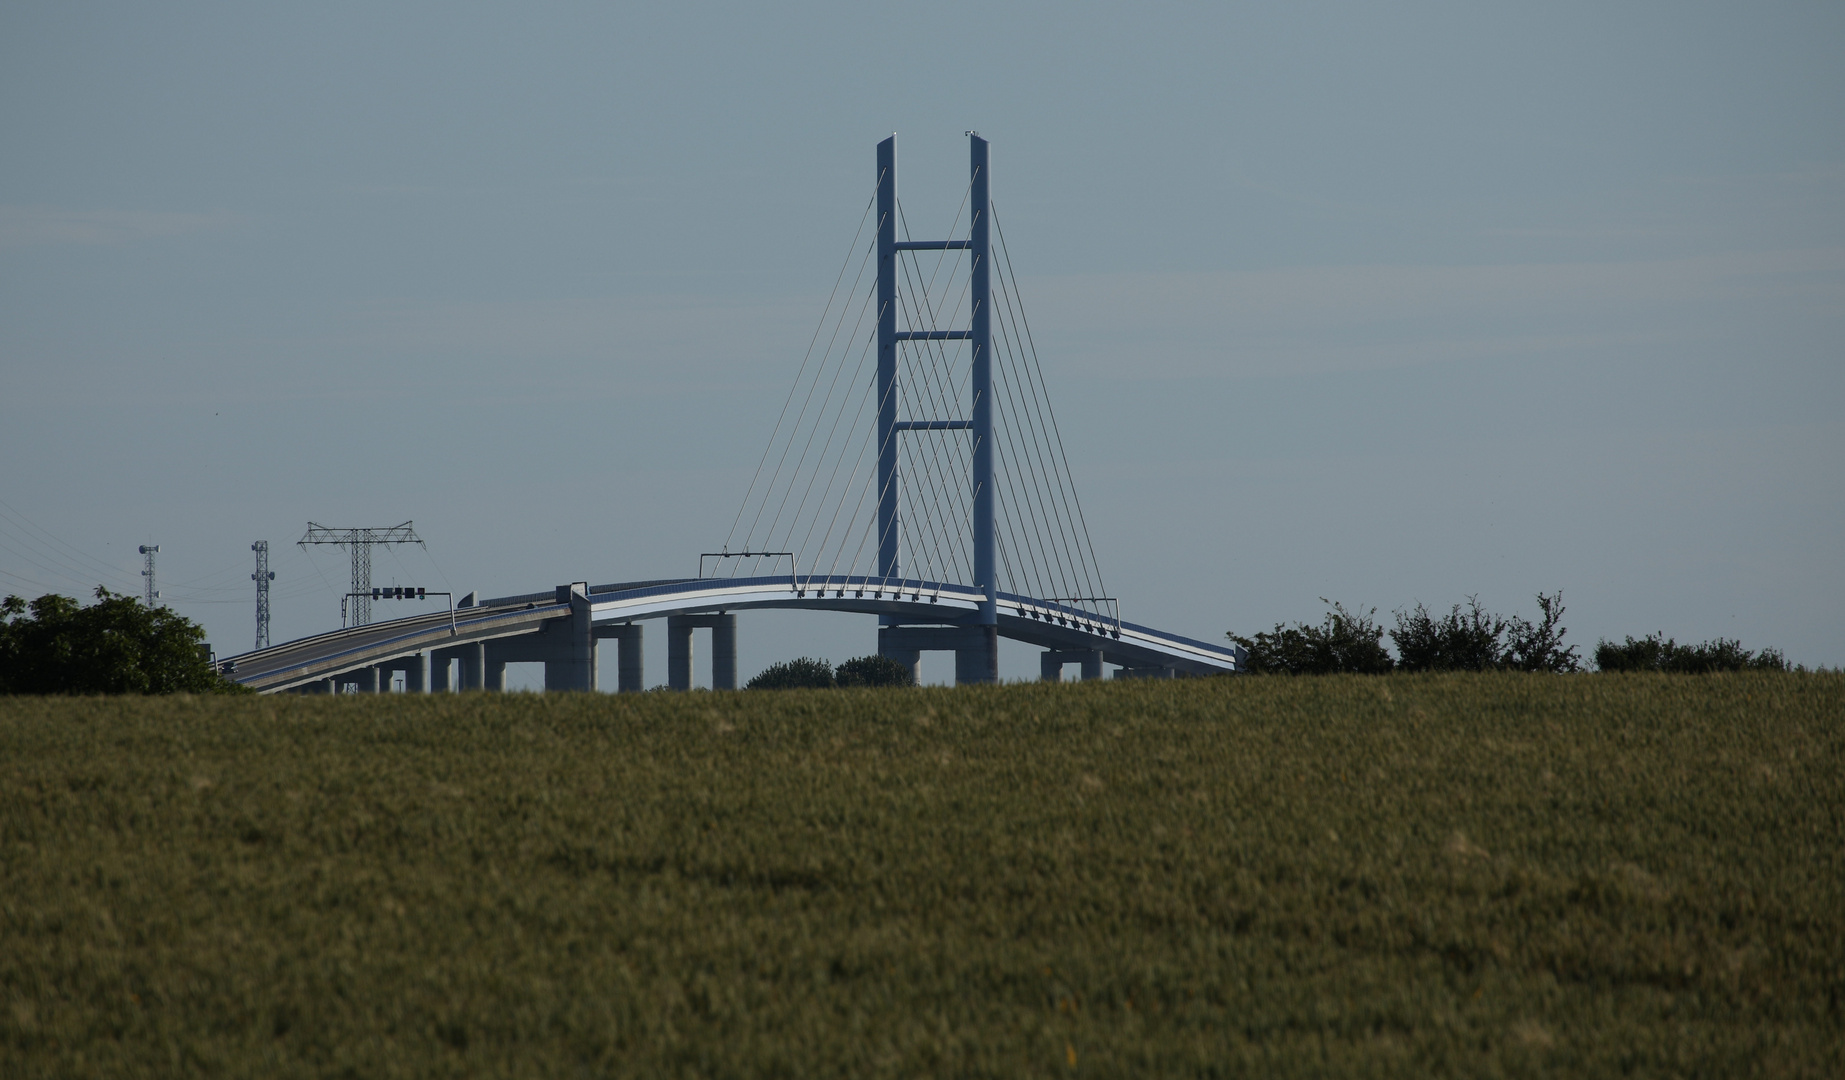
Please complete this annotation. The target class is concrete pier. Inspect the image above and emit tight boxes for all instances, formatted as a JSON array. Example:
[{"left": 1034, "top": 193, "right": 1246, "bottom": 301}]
[
  {"left": 461, "top": 642, "right": 487, "bottom": 690},
  {"left": 428, "top": 651, "right": 453, "bottom": 692},
  {"left": 880, "top": 624, "right": 996, "bottom": 686},
  {"left": 1040, "top": 648, "right": 1105, "bottom": 682},
  {"left": 594, "top": 623, "right": 644, "bottom": 692},
  {"left": 666, "top": 613, "right": 736, "bottom": 690},
  {"left": 543, "top": 583, "right": 594, "bottom": 691}
]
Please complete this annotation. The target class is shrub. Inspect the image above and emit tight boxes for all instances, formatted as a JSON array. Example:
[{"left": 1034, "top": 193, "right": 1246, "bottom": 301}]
[
  {"left": 1595, "top": 634, "right": 1788, "bottom": 673},
  {"left": 1391, "top": 596, "right": 1506, "bottom": 672},
  {"left": 745, "top": 657, "right": 835, "bottom": 689},
  {"left": 1391, "top": 592, "right": 1580, "bottom": 673},
  {"left": 1503, "top": 591, "right": 1582, "bottom": 673},
  {"left": 834, "top": 654, "right": 915, "bottom": 688},
  {"left": 0, "top": 588, "right": 244, "bottom": 695},
  {"left": 1229, "top": 600, "right": 1394, "bottom": 675}
]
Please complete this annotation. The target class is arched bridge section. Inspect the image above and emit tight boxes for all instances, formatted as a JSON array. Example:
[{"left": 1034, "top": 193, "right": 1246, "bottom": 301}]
[
  {"left": 226, "top": 576, "right": 1242, "bottom": 694},
  {"left": 225, "top": 133, "right": 1247, "bottom": 692}
]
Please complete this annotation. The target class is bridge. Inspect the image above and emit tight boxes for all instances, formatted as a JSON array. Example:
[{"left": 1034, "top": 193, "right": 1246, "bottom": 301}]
[{"left": 223, "top": 135, "right": 1245, "bottom": 693}]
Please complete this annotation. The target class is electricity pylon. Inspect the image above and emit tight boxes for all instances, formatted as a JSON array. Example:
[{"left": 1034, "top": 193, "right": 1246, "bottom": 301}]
[{"left": 298, "top": 522, "right": 422, "bottom": 627}]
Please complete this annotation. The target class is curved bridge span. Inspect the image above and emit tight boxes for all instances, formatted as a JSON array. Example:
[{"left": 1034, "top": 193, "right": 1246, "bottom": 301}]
[
  {"left": 231, "top": 134, "right": 1248, "bottom": 693},
  {"left": 227, "top": 576, "right": 1242, "bottom": 694}
]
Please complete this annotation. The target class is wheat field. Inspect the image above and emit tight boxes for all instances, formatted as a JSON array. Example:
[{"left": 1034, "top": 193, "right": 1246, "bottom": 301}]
[{"left": 3, "top": 673, "right": 1840, "bottom": 1077}]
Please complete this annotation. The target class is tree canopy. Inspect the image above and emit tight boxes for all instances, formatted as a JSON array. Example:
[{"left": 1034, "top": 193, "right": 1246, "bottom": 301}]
[
  {"left": 1595, "top": 634, "right": 1787, "bottom": 673},
  {"left": 1232, "top": 592, "right": 1588, "bottom": 675},
  {"left": 834, "top": 654, "right": 916, "bottom": 688},
  {"left": 0, "top": 588, "right": 244, "bottom": 695},
  {"left": 1229, "top": 601, "right": 1395, "bottom": 676},
  {"left": 746, "top": 654, "right": 916, "bottom": 690},
  {"left": 745, "top": 657, "right": 837, "bottom": 690}
]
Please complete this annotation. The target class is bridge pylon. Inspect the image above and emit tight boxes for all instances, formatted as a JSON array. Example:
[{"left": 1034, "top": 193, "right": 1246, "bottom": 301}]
[{"left": 876, "top": 133, "right": 999, "bottom": 682}]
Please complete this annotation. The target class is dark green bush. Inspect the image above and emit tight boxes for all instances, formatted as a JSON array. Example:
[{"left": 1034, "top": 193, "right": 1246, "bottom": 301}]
[
  {"left": 1502, "top": 592, "right": 1583, "bottom": 672},
  {"left": 1595, "top": 633, "right": 1788, "bottom": 673},
  {"left": 745, "top": 657, "right": 836, "bottom": 689},
  {"left": 0, "top": 588, "right": 243, "bottom": 695},
  {"left": 1391, "top": 596, "right": 1506, "bottom": 672},
  {"left": 1391, "top": 592, "right": 1580, "bottom": 673},
  {"left": 1229, "top": 600, "right": 1395, "bottom": 675},
  {"left": 834, "top": 654, "right": 915, "bottom": 688}
]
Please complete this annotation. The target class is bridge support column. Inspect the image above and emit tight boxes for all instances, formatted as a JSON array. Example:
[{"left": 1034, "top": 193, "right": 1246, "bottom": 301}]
[
  {"left": 486, "top": 659, "right": 506, "bottom": 692},
  {"left": 712, "top": 615, "right": 736, "bottom": 690},
  {"left": 878, "top": 644, "right": 922, "bottom": 685},
  {"left": 881, "top": 625, "right": 994, "bottom": 686},
  {"left": 667, "top": 619, "right": 693, "bottom": 691},
  {"left": 596, "top": 624, "right": 644, "bottom": 692},
  {"left": 543, "top": 584, "right": 594, "bottom": 692},
  {"left": 667, "top": 613, "right": 736, "bottom": 691},
  {"left": 428, "top": 651, "right": 453, "bottom": 692},
  {"left": 619, "top": 627, "right": 643, "bottom": 692},
  {"left": 963, "top": 625, "right": 998, "bottom": 685},
  {"left": 461, "top": 643, "right": 486, "bottom": 691},
  {"left": 352, "top": 667, "right": 380, "bottom": 693},
  {"left": 1041, "top": 648, "right": 1106, "bottom": 682}
]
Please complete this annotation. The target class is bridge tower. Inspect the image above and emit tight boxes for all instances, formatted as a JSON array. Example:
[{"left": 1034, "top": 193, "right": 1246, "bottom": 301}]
[{"left": 875, "top": 133, "right": 999, "bottom": 681}]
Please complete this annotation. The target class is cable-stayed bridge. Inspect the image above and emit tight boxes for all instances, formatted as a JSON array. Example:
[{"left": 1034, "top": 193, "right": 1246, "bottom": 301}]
[{"left": 225, "top": 135, "right": 1244, "bottom": 693}]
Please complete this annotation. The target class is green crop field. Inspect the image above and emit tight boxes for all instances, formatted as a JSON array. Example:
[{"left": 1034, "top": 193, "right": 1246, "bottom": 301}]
[{"left": 3, "top": 674, "right": 1841, "bottom": 1077}]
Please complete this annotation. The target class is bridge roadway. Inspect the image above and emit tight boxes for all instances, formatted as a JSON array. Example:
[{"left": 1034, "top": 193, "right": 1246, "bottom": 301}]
[{"left": 225, "top": 574, "right": 1243, "bottom": 694}]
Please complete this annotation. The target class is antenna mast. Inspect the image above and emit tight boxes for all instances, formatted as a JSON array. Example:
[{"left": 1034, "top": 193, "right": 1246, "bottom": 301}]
[
  {"left": 138, "top": 544, "right": 160, "bottom": 607},
  {"left": 251, "top": 540, "right": 274, "bottom": 649}
]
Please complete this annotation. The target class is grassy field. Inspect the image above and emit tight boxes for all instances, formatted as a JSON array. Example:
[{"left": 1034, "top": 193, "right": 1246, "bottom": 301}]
[{"left": 2, "top": 674, "right": 1841, "bottom": 1077}]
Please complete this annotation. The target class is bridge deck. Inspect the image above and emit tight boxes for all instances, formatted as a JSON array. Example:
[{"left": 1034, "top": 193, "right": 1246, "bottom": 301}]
[{"left": 225, "top": 575, "right": 1240, "bottom": 693}]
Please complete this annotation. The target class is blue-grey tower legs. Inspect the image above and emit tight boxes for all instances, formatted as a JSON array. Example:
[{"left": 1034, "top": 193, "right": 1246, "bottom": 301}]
[
  {"left": 968, "top": 135, "right": 999, "bottom": 681},
  {"left": 873, "top": 134, "right": 999, "bottom": 682},
  {"left": 876, "top": 137, "right": 900, "bottom": 589}
]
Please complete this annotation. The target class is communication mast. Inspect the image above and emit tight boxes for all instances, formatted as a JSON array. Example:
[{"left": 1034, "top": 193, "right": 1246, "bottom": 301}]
[
  {"left": 297, "top": 522, "right": 422, "bottom": 627},
  {"left": 251, "top": 541, "right": 274, "bottom": 649},
  {"left": 138, "top": 544, "right": 160, "bottom": 607}
]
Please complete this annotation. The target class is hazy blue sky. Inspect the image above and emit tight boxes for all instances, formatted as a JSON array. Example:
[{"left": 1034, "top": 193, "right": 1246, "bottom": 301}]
[{"left": 4, "top": 1, "right": 1841, "bottom": 684}]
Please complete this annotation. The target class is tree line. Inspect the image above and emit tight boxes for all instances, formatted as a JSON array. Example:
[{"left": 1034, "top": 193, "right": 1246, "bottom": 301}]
[{"left": 1228, "top": 592, "right": 1794, "bottom": 675}]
